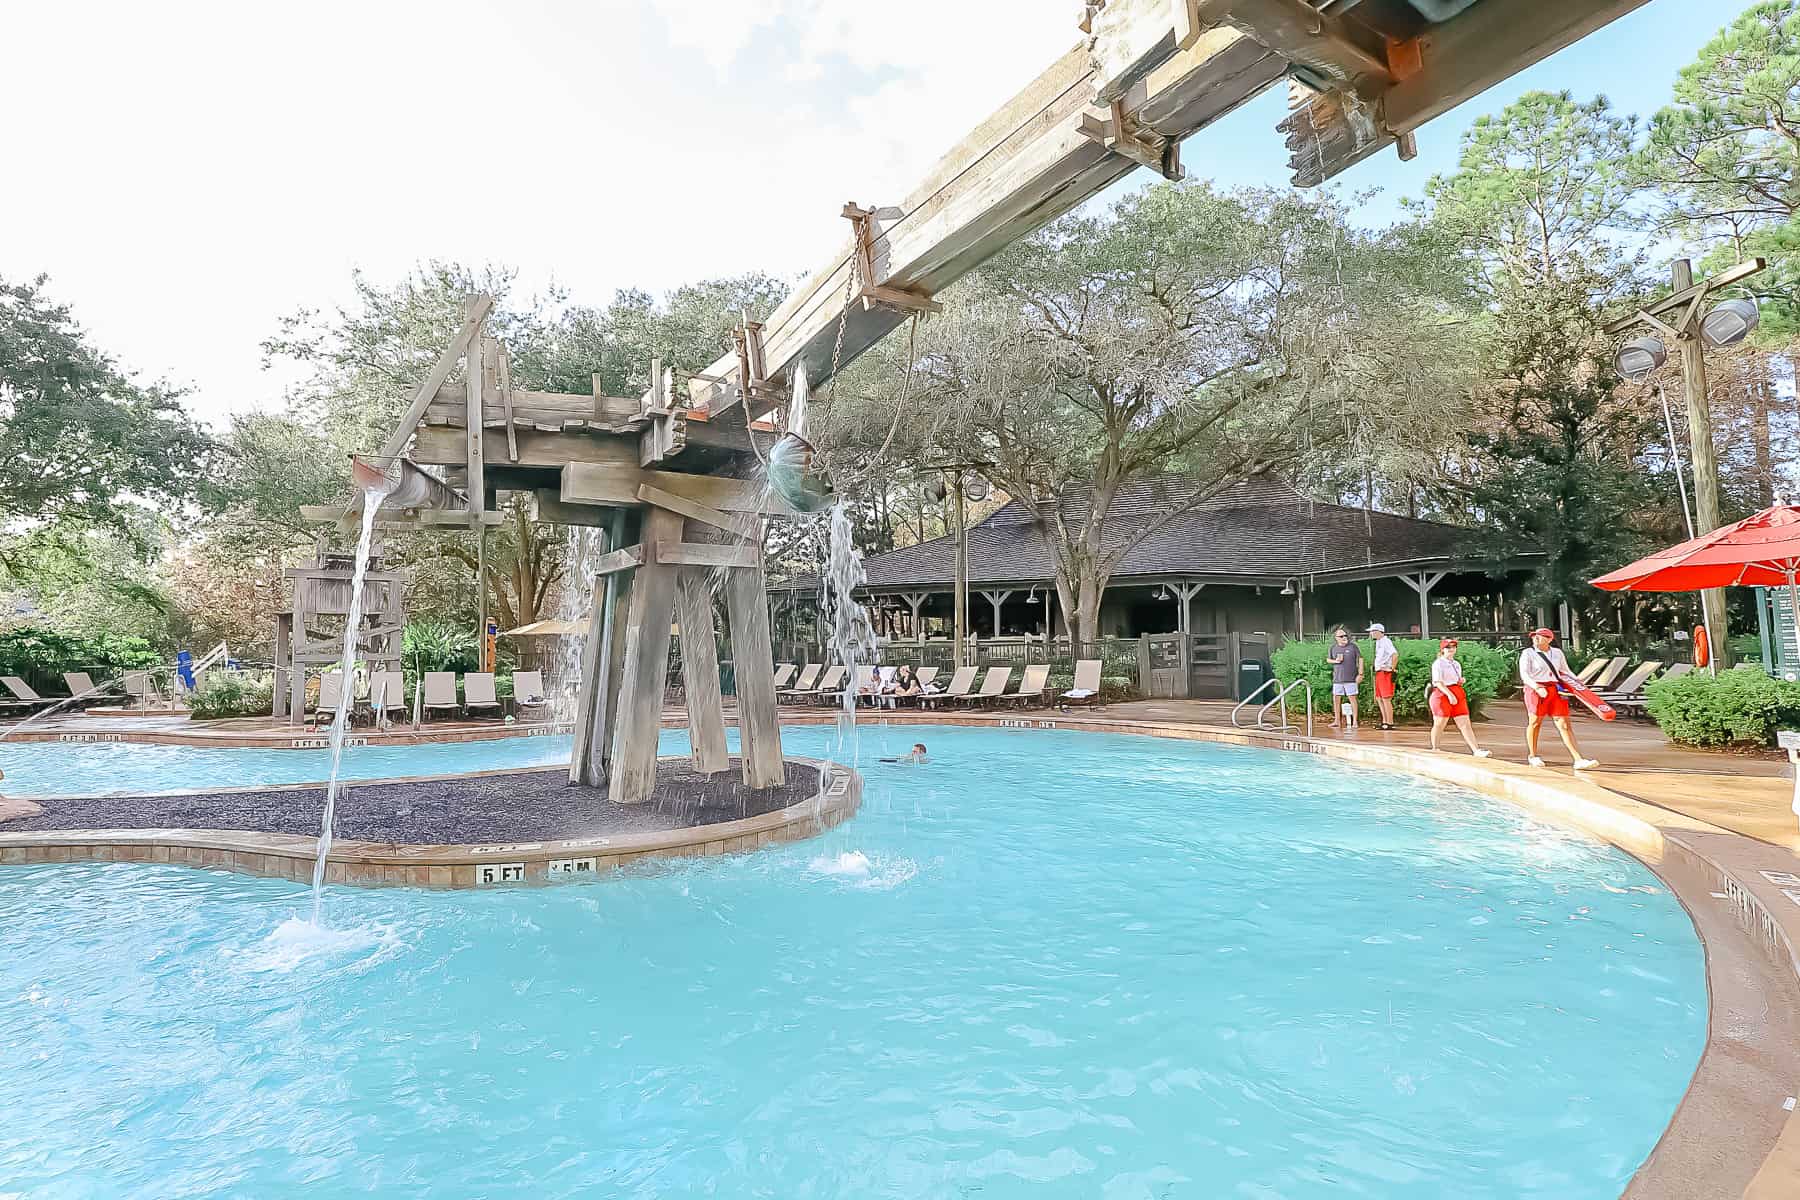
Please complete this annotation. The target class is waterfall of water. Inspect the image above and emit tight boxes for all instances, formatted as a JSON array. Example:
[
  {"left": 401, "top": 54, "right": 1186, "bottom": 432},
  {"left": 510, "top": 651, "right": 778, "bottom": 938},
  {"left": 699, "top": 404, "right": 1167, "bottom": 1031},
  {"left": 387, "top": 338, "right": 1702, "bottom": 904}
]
[
  {"left": 787, "top": 363, "right": 809, "bottom": 439},
  {"left": 553, "top": 525, "right": 602, "bottom": 724},
  {"left": 820, "top": 501, "right": 877, "bottom": 768},
  {"left": 309, "top": 486, "right": 390, "bottom": 924}
]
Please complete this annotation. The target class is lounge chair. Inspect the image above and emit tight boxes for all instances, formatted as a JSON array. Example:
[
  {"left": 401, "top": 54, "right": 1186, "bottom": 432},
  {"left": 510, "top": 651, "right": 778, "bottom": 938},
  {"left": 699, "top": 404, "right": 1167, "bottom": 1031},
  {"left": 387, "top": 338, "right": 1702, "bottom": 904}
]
[
  {"left": 820, "top": 665, "right": 874, "bottom": 707},
  {"left": 778, "top": 664, "right": 822, "bottom": 702},
  {"left": 920, "top": 666, "right": 978, "bottom": 709},
  {"left": 1611, "top": 661, "right": 1686, "bottom": 718},
  {"left": 808, "top": 665, "right": 850, "bottom": 705},
  {"left": 772, "top": 663, "right": 796, "bottom": 689},
  {"left": 1573, "top": 657, "right": 1609, "bottom": 684},
  {"left": 312, "top": 671, "right": 352, "bottom": 726},
  {"left": 423, "top": 672, "right": 461, "bottom": 720},
  {"left": 368, "top": 671, "right": 409, "bottom": 724},
  {"left": 0, "top": 677, "right": 57, "bottom": 713},
  {"left": 512, "top": 670, "right": 549, "bottom": 718},
  {"left": 1058, "top": 659, "right": 1104, "bottom": 708},
  {"left": 1597, "top": 661, "right": 1661, "bottom": 702},
  {"left": 1002, "top": 664, "right": 1051, "bottom": 708},
  {"left": 860, "top": 666, "right": 896, "bottom": 707},
  {"left": 885, "top": 666, "right": 940, "bottom": 708},
  {"left": 1589, "top": 656, "right": 1630, "bottom": 690},
  {"left": 64, "top": 671, "right": 101, "bottom": 708},
  {"left": 463, "top": 672, "right": 503, "bottom": 718},
  {"left": 123, "top": 670, "right": 165, "bottom": 709},
  {"left": 956, "top": 666, "right": 1013, "bottom": 708}
]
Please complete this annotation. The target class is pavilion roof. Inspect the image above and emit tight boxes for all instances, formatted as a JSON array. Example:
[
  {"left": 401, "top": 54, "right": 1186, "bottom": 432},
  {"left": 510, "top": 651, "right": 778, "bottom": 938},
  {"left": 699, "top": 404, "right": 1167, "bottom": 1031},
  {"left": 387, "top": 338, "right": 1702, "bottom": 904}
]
[{"left": 774, "top": 475, "right": 1520, "bottom": 593}]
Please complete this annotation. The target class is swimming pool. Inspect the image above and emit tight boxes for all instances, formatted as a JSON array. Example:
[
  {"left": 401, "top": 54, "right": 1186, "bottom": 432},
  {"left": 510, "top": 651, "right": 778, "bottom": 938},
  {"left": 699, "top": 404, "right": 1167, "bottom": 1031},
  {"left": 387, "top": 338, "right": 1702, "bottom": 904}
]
[
  {"left": 0, "top": 726, "right": 1704, "bottom": 1198},
  {"left": 0, "top": 733, "right": 575, "bottom": 796}
]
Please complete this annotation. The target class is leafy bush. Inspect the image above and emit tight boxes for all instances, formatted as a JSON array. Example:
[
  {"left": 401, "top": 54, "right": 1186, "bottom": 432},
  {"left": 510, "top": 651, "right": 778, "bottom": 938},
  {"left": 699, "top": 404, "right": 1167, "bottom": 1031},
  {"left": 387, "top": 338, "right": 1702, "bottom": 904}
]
[
  {"left": 1271, "top": 637, "right": 1507, "bottom": 722},
  {"left": 187, "top": 672, "right": 274, "bottom": 720},
  {"left": 402, "top": 621, "right": 480, "bottom": 674},
  {"left": 0, "top": 626, "right": 161, "bottom": 695},
  {"left": 1644, "top": 668, "right": 1800, "bottom": 747}
]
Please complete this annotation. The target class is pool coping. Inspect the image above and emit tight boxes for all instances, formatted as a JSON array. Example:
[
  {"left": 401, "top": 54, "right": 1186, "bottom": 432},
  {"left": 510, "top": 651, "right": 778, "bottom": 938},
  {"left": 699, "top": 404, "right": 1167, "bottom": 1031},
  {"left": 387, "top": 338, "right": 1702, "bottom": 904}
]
[
  {"left": 4, "top": 713, "right": 1798, "bottom": 1197},
  {"left": 0, "top": 755, "right": 861, "bottom": 889}
]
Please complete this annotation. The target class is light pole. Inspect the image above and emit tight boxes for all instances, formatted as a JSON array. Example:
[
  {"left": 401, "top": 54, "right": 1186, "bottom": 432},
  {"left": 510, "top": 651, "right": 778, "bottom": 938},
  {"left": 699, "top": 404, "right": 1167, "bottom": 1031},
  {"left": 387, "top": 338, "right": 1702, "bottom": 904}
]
[
  {"left": 927, "top": 464, "right": 991, "bottom": 668},
  {"left": 1610, "top": 256, "right": 1766, "bottom": 670}
]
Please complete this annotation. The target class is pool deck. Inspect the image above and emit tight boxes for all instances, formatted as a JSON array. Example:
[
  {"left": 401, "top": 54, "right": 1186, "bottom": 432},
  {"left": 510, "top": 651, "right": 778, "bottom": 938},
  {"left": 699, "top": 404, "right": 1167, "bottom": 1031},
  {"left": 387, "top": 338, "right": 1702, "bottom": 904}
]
[{"left": 4, "top": 700, "right": 1799, "bottom": 1197}]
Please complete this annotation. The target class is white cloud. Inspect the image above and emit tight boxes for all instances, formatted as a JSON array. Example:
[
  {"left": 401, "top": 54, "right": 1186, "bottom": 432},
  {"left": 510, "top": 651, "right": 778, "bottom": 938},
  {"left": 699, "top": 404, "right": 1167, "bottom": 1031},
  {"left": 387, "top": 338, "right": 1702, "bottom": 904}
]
[{"left": 0, "top": 0, "right": 1074, "bottom": 425}]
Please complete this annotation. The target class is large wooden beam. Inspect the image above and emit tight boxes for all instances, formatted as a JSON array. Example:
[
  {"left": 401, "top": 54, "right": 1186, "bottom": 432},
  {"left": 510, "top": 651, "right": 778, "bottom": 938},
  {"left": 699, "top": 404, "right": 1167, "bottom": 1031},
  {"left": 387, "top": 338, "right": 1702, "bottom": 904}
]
[
  {"left": 656, "top": 542, "right": 759, "bottom": 570},
  {"left": 1385, "top": 0, "right": 1653, "bottom": 136},
  {"left": 687, "top": 28, "right": 1283, "bottom": 418},
  {"left": 674, "top": 570, "right": 729, "bottom": 775},
  {"left": 378, "top": 295, "right": 494, "bottom": 459},
  {"left": 608, "top": 507, "right": 684, "bottom": 804},
  {"left": 415, "top": 424, "right": 638, "bottom": 471},
  {"left": 563, "top": 461, "right": 797, "bottom": 515},
  {"left": 638, "top": 484, "right": 761, "bottom": 541}
]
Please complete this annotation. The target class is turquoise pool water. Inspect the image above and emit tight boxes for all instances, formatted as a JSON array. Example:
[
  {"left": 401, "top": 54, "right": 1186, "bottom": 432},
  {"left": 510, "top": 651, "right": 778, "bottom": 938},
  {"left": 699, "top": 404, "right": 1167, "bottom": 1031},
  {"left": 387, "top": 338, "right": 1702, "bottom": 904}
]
[
  {"left": 0, "top": 726, "right": 1704, "bottom": 1198},
  {"left": 0, "top": 734, "right": 574, "bottom": 796}
]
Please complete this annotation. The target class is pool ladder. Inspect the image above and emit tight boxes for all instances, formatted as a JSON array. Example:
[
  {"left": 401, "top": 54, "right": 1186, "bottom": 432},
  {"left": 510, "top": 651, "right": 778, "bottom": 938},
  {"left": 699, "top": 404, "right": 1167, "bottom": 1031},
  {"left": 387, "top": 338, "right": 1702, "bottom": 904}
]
[{"left": 1231, "top": 677, "right": 1314, "bottom": 738}]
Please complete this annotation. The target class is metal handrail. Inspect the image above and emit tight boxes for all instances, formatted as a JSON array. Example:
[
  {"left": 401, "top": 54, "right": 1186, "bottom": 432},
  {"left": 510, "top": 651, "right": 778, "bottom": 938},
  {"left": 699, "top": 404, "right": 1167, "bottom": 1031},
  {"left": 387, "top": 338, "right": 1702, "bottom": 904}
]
[{"left": 1229, "top": 676, "right": 1313, "bottom": 737}]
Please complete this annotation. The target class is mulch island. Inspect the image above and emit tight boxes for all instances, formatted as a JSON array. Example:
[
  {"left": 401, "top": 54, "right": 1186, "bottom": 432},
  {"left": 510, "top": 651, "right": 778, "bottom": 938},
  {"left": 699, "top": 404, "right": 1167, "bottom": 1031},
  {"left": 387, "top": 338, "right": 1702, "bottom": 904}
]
[{"left": 1, "top": 758, "right": 820, "bottom": 844}]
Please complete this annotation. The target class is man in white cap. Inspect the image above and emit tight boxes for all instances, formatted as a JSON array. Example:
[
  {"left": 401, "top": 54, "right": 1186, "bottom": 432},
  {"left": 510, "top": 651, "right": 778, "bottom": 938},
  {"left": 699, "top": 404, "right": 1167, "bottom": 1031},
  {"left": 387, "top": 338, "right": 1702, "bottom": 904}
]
[
  {"left": 1367, "top": 622, "right": 1398, "bottom": 731},
  {"left": 1518, "top": 627, "right": 1598, "bottom": 770}
]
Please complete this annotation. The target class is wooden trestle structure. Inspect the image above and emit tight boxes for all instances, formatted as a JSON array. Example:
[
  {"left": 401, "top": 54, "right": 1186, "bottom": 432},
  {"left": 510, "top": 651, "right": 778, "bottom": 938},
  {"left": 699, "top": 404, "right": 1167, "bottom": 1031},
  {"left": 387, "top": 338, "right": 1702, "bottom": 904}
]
[{"left": 311, "top": 0, "right": 1652, "bottom": 800}]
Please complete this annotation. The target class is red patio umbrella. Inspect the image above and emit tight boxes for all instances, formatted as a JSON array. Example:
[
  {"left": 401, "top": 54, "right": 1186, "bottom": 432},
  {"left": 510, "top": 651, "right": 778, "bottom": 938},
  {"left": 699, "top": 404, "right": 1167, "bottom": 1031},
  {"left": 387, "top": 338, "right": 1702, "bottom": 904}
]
[{"left": 1591, "top": 502, "right": 1800, "bottom": 663}]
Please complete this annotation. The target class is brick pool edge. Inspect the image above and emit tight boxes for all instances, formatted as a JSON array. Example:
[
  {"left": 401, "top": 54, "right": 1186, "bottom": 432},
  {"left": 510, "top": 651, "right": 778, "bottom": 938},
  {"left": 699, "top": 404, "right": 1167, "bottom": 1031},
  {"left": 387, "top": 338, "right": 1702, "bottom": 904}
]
[{"left": 0, "top": 754, "right": 860, "bottom": 890}]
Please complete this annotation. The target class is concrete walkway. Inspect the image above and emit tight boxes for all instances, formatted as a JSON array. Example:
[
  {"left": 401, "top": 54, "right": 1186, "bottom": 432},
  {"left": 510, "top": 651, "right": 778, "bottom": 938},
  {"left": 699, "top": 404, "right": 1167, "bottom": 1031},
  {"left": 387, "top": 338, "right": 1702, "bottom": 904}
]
[{"left": 1101, "top": 698, "right": 1800, "bottom": 853}]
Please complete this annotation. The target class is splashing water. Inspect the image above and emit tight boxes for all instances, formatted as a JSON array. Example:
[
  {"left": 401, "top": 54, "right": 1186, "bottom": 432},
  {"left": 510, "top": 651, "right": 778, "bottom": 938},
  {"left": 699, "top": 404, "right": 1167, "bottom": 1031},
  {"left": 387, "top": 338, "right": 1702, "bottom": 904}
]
[
  {"left": 310, "top": 486, "right": 390, "bottom": 924},
  {"left": 553, "top": 525, "right": 603, "bottom": 724},
  {"left": 820, "top": 501, "right": 877, "bottom": 768},
  {"left": 787, "top": 363, "right": 810, "bottom": 440}
]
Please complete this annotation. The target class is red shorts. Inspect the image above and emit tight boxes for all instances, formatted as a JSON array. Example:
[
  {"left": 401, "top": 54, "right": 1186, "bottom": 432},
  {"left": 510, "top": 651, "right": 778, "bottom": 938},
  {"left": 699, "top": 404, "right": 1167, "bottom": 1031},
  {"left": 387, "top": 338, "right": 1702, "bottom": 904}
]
[
  {"left": 1374, "top": 670, "right": 1396, "bottom": 699},
  {"left": 1525, "top": 685, "right": 1571, "bottom": 719},
  {"left": 1429, "top": 683, "right": 1468, "bottom": 719}
]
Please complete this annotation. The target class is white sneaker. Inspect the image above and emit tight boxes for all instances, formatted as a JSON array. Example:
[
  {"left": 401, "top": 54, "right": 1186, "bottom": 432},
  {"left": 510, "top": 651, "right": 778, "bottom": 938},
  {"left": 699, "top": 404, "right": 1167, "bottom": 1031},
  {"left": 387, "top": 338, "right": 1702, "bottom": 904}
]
[
  {"left": 1573, "top": 757, "right": 1599, "bottom": 771},
  {"left": 1528, "top": 756, "right": 1546, "bottom": 768},
  {"left": 1473, "top": 749, "right": 1492, "bottom": 759}
]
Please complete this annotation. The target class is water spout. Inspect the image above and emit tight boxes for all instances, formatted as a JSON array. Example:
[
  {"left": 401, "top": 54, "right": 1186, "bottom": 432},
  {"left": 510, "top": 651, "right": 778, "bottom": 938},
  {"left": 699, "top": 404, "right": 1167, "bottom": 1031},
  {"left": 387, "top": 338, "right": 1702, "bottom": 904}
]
[{"left": 310, "top": 474, "right": 396, "bottom": 923}]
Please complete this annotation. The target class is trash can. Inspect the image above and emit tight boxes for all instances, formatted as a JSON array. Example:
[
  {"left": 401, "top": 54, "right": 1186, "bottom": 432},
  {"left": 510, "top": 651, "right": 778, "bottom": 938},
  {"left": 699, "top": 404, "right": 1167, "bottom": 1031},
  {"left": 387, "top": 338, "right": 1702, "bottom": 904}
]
[{"left": 1236, "top": 659, "right": 1267, "bottom": 701}]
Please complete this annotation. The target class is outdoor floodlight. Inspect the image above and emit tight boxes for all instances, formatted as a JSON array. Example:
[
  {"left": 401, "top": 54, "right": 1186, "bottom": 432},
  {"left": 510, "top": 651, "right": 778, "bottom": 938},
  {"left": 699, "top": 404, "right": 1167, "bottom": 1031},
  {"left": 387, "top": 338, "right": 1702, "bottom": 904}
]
[
  {"left": 1279, "top": 578, "right": 1297, "bottom": 596},
  {"left": 1614, "top": 336, "right": 1667, "bottom": 382},
  {"left": 1700, "top": 298, "right": 1760, "bottom": 347}
]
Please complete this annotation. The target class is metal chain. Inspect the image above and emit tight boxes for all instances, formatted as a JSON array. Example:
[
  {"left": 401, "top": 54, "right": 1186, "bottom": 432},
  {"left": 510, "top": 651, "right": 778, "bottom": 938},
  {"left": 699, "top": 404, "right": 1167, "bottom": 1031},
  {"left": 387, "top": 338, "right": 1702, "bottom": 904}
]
[{"left": 825, "top": 245, "right": 859, "bottom": 409}]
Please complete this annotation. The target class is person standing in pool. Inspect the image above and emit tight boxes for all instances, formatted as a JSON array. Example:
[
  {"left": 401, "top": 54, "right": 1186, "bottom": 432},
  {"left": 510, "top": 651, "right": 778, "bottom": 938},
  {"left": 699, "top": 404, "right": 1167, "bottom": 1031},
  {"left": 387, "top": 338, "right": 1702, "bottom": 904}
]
[
  {"left": 1518, "top": 627, "right": 1599, "bottom": 770},
  {"left": 1367, "top": 622, "right": 1398, "bottom": 731},
  {"left": 1429, "top": 638, "right": 1491, "bottom": 758},
  {"left": 1326, "top": 626, "right": 1362, "bottom": 729}
]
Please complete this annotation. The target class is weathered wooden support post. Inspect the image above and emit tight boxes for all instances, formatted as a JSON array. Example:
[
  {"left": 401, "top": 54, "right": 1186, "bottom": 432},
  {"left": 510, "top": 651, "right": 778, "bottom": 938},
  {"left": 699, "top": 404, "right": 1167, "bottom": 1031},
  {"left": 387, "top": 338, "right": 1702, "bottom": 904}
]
[
  {"left": 570, "top": 510, "right": 633, "bottom": 788},
  {"left": 726, "top": 554, "right": 785, "bottom": 789},
  {"left": 675, "top": 565, "right": 729, "bottom": 774},
  {"left": 609, "top": 506, "right": 684, "bottom": 803}
]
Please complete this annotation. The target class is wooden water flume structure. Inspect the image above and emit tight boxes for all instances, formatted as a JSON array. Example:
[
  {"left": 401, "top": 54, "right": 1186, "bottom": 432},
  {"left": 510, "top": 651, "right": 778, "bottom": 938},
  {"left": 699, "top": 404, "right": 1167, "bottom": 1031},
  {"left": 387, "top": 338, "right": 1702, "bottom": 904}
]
[{"left": 306, "top": 0, "right": 1655, "bottom": 801}]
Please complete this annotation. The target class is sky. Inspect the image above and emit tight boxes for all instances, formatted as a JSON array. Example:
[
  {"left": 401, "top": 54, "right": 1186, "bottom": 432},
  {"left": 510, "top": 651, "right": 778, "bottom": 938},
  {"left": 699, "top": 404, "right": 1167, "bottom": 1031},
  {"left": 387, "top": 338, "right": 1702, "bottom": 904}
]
[{"left": 0, "top": 0, "right": 1758, "bottom": 428}]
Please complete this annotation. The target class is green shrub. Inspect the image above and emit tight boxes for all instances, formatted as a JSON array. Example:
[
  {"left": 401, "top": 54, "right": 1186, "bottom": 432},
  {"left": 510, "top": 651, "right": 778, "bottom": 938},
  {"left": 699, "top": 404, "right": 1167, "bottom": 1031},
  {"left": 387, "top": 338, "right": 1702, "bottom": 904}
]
[
  {"left": 0, "top": 626, "right": 161, "bottom": 694},
  {"left": 187, "top": 672, "right": 274, "bottom": 720},
  {"left": 1644, "top": 668, "right": 1800, "bottom": 747},
  {"left": 402, "top": 621, "right": 480, "bottom": 674},
  {"left": 1271, "top": 637, "right": 1507, "bottom": 722}
]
